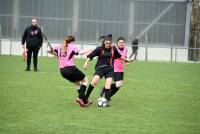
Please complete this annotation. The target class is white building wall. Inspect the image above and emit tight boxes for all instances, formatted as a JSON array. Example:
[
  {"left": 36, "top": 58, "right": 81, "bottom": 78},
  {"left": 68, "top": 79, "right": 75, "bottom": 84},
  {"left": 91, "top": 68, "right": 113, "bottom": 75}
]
[{"left": 0, "top": 39, "right": 189, "bottom": 62}]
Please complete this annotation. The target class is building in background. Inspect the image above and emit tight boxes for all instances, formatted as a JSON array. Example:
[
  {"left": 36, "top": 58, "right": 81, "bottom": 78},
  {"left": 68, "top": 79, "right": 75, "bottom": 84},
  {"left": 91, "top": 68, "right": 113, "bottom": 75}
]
[{"left": 0, "top": 0, "right": 190, "bottom": 47}]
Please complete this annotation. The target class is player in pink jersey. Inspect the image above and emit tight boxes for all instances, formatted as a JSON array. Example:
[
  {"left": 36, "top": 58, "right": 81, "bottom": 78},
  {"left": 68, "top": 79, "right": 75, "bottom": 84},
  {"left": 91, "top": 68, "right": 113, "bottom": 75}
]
[
  {"left": 47, "top": 35, "right": 92, "bottom": 107},
  {"left": 100, "top": 37, "right": 130, "bottom": 101}
]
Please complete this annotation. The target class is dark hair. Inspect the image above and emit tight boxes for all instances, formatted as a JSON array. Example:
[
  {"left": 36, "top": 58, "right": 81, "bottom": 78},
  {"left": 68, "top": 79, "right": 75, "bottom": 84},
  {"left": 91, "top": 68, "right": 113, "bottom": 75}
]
[
  {"left": 65, "top": 35, "right": 75, "bottom": 44},
  {"left": 98, "top": 34, "right": 112, "bottom": 47},
  {"left": 117, "top": 37, "right": 125, "bottom": 42},
  {"left": 98, "top": 34, "right": 112, "bottom": 41}
]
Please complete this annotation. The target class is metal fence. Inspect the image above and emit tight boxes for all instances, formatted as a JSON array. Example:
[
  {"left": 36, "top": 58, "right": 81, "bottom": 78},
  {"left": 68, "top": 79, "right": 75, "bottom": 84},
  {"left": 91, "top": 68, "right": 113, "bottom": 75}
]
[{"left": 0, "top": 37, "right": 200, "bottom": 63}]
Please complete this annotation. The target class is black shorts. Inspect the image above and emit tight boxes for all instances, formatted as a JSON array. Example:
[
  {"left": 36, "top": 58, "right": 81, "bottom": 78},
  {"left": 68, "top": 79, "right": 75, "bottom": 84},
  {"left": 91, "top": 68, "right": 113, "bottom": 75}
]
[
  {"left": 60, "top": 66, "right": 85, "bottom": 82},
  {"left": 94, "top": 66, "right": 114, "bottom": 79},
  {"left": 113, "top": 72, "right": 124, "bottom": 81}
]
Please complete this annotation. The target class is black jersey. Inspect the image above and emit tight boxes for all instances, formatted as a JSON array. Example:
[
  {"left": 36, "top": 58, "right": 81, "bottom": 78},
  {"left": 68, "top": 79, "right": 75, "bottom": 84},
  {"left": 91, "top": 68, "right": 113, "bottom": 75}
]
[{"left": 87, "top": 46, "right": 121, "bottom": 69}]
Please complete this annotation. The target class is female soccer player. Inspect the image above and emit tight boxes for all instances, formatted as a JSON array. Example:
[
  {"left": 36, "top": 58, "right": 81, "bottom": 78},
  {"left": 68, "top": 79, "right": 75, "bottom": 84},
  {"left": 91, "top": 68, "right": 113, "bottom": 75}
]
[
  {"left": 83, "top": 34, "right": 131, "bottom": 106},
  {"left": 100, "top": 37, "right": 129, "bottom": 100},
  {"left": 47, "top": 35, "right": 92, "bottom": 107}
]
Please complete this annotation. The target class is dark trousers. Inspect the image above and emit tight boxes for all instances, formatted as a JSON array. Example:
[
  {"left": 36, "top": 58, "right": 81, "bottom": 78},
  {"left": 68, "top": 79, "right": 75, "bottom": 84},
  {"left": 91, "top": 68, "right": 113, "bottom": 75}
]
[
  {"left": 26, "top": 46, "right": 40, "bottom": 69},
  {"left": 129, "top": 49, "right": 138, "bottom": 60}
]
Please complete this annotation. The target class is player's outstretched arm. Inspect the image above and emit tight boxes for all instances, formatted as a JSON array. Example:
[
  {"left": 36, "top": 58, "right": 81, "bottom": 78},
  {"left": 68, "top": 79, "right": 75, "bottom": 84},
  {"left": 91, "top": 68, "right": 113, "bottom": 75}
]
[
  {"left": 47, "top": 48, "right": 57, "bottom": 56},
  {"left": 83, "top": 47, "right": 97, "bottom": 69},
  {"left": 121, "top": 56, "right": 134, "bottom": 63},
  {"left": 78, "top": 48, "right": 94, "bottom": 55},
  {"left": 83, "top": 58, "right": 90, "bottom": 70}
]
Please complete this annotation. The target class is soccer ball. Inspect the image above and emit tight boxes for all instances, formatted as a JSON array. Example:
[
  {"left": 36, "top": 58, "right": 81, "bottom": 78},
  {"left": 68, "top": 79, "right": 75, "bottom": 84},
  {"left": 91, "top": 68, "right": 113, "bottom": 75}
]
[{"left": 97, "top": 97, "right": 108, "bottom": 107}]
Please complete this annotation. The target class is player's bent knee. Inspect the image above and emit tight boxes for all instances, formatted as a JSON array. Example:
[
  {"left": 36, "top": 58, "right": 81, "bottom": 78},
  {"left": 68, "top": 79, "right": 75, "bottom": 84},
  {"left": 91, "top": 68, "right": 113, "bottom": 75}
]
[
  {"left": 74, "top": 81, "right": 80, "bottom": 86},
  {"left": 91, "top": 78, "right": 100, "bottom": 87},
  {"left": 91, "top": 82, "right": 98, "bottom": 87},
  {"left": 81, "top": 77, "right": 88, "bottom": 86},
  {"left": 82, "top": 76, "right": 88, "bottom": 82},
  {"left": 105, "top": 85, "right": 111, "bottom": 89},
  {"left": 116, "top": 81, "right": 123, "bottom": 88}
]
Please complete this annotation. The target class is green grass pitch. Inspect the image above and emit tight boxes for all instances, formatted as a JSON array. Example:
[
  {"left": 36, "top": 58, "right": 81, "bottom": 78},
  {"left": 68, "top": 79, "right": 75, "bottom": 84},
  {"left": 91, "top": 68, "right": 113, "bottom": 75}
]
[{"left": 0, "top": 55, "right": 200, "bottom": 134}]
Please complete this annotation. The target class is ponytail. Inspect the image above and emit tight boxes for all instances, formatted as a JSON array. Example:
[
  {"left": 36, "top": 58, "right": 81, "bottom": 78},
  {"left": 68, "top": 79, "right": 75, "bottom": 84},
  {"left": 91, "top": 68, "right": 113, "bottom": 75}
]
[
  {"left": 98, "top": 35, "right": 106, "bottom": 41},
  {"left": 62, "top": 35, "right": 75, "bottom": 54}
]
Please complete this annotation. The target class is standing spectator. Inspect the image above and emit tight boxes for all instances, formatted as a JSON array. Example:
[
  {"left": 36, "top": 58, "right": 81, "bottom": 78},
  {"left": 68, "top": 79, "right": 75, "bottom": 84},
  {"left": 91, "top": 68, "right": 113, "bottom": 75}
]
[
  {"left": 22, "top": 18, "right": 43, "bottom": 71},
  {"left": 129, "top": 38, "right": 138, "bottom": 60}
]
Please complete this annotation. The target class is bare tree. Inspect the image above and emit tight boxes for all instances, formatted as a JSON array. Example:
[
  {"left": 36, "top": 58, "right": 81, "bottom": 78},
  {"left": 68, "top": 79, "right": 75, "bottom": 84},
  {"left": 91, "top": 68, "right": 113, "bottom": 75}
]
[{"left": 189, "top": 0, "right": 200, "bottom": 60}]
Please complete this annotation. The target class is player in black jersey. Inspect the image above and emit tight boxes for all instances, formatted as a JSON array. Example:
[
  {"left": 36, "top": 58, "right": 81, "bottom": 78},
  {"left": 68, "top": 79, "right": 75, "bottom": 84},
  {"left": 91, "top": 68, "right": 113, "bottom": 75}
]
[{"left": 83, "top": 34, "right": 132, "bottom": 106}]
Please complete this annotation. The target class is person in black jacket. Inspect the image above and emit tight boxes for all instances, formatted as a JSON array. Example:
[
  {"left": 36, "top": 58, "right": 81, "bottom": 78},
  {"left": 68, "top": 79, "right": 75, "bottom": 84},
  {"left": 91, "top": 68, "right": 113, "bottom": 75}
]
[
  {"left": 129, "top": 38, "right": 139, "bottom": 60},
  {"left": 22, "top": 18, "right": 43, "bottom": 71}
]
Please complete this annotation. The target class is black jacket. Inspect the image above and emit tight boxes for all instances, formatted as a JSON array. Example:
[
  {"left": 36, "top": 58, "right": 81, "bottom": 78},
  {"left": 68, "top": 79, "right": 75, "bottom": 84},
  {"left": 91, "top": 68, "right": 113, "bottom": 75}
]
[
  {"left": 22, "top": 25, "right": 43, "bottom": 47},
  {"left": 132, "top": 38, "right": 138, "bottom": 50}
]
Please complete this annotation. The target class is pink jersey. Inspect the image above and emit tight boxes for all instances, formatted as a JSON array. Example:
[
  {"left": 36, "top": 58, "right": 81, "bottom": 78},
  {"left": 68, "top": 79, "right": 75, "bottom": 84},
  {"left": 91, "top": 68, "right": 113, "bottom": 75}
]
[
  {"left": 54, "top": 43, "right": 80, "bottom": 68},
  {"left": 114, "top": 47, "right": 128, "bottom": 72}
]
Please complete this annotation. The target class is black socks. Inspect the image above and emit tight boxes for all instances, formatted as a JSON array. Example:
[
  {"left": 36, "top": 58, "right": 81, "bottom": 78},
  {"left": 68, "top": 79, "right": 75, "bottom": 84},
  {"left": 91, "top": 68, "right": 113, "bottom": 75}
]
[
  {"left": 104, "top": 88, "right": 111, "bottom": 101},
  {"left": 77, "top": 88, "right": 81, "bottom": 98},
  {"left": 79, "top": 85, "right": 88, "bottom": 104},
  {"left": 109, "top": 83, "right": 119, "bottom": 98},
  {"left": 86, "top": 84, "right": 94, "bottom": 99}
]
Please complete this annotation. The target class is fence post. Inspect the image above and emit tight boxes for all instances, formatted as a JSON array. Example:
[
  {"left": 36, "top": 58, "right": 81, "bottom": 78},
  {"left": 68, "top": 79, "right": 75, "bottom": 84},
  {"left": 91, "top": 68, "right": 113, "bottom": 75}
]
[
  {"left": 46, "top": 41, "right": 48, "bottom": 57},
  {"left": 170, "top": 34, "right": 174, "bottom": 62},
  {"left": 10, "top": 39, "right": 12, "bottom": 56},
  {"left": 0, "top": 25, "right": 1, "bottom": 55},
  {"left": 194, "top": 34, "right": 197, "bottom": 63},
  {"left": 145, "top": 33, "right": 148, "bottom": 61},
  {"left": 175, "top": 48, "right": 177, "bottom": 63}
]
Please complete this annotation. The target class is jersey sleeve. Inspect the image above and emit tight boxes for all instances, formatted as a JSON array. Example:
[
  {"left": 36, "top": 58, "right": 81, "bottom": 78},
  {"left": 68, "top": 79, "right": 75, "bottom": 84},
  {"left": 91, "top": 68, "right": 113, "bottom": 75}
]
[
  {"left": 124, "top": 47, "right": 128, "bottom": 58},
  {"left": 87, "top": 46, "right": 100, "bottom": 60},
  {"left": 72, "top": 44, "right": 80, "bottom": 55},
  {"left": 53, "top": 45, "right": 61, "bottom": 55},
  {"left": 114, "top": 46, "right": 122, "bottom": 59},
  {"left": 53, "top": 45, "right": 60, "bottom": 50}
]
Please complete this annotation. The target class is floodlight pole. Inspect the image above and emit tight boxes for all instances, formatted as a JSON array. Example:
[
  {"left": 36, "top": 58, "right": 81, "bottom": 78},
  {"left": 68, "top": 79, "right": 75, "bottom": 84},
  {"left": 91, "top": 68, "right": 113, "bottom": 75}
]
[
  {"left": 72, "top": 0, "right": 79, "bottom": 38},
  {"left": 12, "top": 0, "right": 19, "bottom": 38},
  {"left": 128, "top": 0, "right": 135, "bottom": 41},
  {"left": 184, "top": 1, "right": 192, "bottom": 47}
]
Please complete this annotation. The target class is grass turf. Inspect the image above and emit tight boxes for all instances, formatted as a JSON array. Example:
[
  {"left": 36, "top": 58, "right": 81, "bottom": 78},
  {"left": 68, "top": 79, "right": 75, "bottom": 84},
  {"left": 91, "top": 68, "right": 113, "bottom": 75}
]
[{"left": 0, "top": 55, "right": 200, "bottom": 134}]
